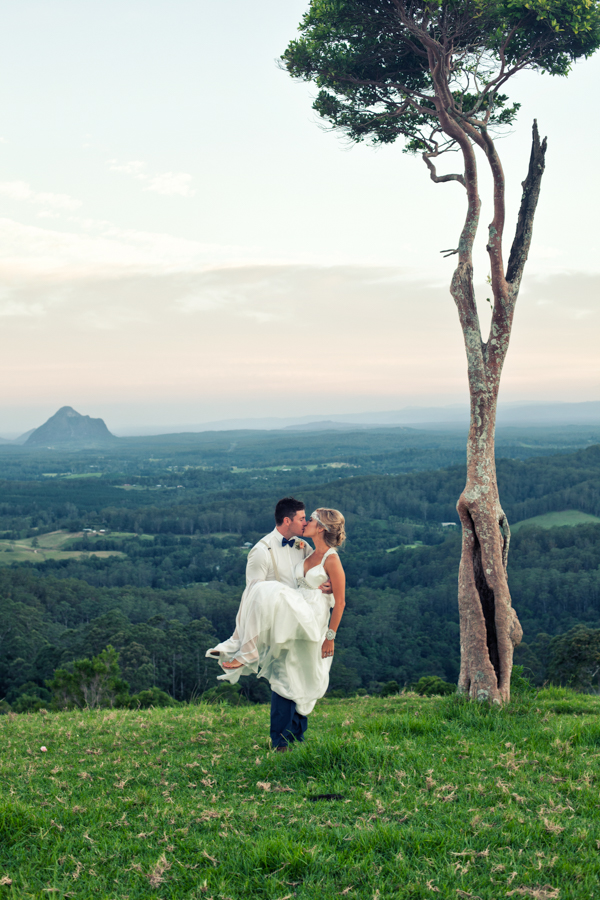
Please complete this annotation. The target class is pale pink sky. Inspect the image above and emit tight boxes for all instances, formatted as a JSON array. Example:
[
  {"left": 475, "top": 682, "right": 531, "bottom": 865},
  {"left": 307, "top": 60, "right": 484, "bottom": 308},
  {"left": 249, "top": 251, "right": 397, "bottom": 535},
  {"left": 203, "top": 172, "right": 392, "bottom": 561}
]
[{"left": 0, "top": 1, "right": 598, "bottom": 434}]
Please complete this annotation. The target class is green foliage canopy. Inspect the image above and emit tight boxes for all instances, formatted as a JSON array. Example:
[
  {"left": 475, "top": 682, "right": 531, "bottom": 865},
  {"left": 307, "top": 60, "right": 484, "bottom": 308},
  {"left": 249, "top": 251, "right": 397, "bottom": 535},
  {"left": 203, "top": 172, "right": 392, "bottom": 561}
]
[
  {"left": 412, "top": 674, "right": 456, "bottom": 696},
  {"left": 282, "top": 0, "right": 600, "bottom": 153},
  {"left": 547, "top": 625, "right": 600, "bottom": 692},
  {"left": 48, "top": 645, "right": 129, "bottom": 710},
  {"left": 0, "top": 441, "right": 599, "bottom": 706}
]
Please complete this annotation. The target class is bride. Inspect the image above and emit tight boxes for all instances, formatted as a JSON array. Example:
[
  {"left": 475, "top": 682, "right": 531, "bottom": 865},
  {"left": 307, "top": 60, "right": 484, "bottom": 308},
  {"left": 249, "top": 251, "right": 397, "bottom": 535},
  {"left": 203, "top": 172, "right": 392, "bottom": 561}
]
[{"left": 206, "top": 508, "right": 346, "bottom": 716}]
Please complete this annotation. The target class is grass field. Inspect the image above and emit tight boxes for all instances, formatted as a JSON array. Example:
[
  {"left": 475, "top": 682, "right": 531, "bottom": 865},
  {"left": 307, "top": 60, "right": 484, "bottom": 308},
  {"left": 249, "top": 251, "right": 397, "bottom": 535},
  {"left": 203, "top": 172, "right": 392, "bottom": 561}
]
[
  {"left": 386, "top": 542, "right": 423, "bottom": 553},
  {"left": 511, "top": 510, "right": 600, "bottom": 533},
  {"left": 230, "top": 463, "right": 359, "bottom": 474},
  {"left": 0, "top": 531, "right": 126, "bottom": 566},
  {"left": 41, "top": 474, "right": 104, "bottom": 480},
  {"left": 1, "top": 690, "right": 599, "bottom": 899}
]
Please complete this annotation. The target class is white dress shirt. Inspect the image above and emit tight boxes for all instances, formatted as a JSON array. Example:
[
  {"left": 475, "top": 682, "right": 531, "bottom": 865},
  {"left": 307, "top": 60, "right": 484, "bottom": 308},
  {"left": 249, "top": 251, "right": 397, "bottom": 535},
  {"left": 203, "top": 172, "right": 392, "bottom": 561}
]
[{"left": 246, "top": 526, "right": 312, "bottom": 589}]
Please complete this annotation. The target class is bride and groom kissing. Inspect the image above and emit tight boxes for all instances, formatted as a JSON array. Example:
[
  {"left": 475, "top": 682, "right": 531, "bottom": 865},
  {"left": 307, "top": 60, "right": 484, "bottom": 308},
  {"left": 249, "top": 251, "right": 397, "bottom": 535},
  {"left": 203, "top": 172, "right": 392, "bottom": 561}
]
[{"left": 207, "top": 497, "right": 346, "bottom": 751}]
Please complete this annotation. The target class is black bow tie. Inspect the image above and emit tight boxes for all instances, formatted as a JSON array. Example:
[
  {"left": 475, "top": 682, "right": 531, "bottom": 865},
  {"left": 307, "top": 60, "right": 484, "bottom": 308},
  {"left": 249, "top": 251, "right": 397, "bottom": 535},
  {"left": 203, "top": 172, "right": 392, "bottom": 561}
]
[{"left": 281, "top": 537, "right": 296, "bottom": 548}]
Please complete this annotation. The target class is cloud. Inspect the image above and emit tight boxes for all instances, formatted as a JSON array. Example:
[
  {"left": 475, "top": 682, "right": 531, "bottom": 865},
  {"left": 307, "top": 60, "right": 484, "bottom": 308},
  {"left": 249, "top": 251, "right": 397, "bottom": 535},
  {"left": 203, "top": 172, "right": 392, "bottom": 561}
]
[
  {"left": 107, "top": 159, "right": 146, "bottom": 177},
  {"left": 0, "top": 263, "right": 596, "bottom": 413},
  {"left": 144, "top": 172, "right": 195, "bottom": 197},
  {"left": 107, "top": 160, "right": 195, "bottom": 197},
  {"left": 0, "top": 303, "right": 47, "bottom": 319},
  {"left": 0, "top": 181, "right": 81, "bottom": 211},
  {"left": 0, "top": 216, "right": 246, "bottom": 276},
  {"left": 0, "top": 208, "right": 595, "bottom": 414}
]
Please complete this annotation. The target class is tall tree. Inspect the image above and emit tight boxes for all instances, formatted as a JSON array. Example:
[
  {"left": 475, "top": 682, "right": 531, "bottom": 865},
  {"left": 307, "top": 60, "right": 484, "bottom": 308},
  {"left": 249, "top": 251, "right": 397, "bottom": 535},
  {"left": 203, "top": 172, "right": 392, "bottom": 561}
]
[
  {"left": 48, "top": 646, "right": 129, "bottom": 710},
  {"left": 283, "top": 0, "right": 600, "bottom": 702}
]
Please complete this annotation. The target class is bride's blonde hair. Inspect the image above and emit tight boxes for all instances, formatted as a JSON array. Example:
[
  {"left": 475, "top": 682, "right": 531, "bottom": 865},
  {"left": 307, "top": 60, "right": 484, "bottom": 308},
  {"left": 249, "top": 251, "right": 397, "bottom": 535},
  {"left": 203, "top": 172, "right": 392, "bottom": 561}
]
[{"left": 313, "top": 508, "right": 346, "bottom": 548}]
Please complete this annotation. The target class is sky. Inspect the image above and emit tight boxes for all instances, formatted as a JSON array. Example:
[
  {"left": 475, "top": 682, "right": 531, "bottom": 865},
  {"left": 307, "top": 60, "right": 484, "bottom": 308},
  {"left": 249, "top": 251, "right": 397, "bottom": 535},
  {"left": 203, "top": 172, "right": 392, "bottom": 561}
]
[{"left": 0, "top": 0, "right": 598, "bottom": 436}]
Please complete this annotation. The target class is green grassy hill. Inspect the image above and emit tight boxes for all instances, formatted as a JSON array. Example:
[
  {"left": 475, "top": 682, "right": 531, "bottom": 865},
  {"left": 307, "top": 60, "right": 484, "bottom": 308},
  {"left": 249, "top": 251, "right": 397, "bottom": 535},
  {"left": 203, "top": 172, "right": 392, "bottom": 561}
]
[
  {"left": 511, "top": 510, "right": 600, "bottom": 532},
  {"left": 1, "top": 692, "right": 599, "bottom": 899},
  {"left": 0, "top": 530, "right": 126, "bottom": 566}
]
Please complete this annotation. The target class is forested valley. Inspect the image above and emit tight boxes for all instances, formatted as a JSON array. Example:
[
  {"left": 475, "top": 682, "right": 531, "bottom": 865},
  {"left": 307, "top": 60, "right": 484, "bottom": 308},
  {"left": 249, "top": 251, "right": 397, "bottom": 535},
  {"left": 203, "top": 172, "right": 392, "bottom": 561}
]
[{"left": 1, "top": 425, "right": 599, "bottom": 711}]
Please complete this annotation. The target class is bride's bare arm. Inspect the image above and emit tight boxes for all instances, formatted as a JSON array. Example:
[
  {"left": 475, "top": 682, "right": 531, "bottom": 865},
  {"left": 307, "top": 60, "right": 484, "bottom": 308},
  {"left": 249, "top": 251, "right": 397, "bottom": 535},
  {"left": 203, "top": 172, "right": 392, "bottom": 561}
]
[{"left": 321, "top": 554, "right": 346, "bottom": 658}]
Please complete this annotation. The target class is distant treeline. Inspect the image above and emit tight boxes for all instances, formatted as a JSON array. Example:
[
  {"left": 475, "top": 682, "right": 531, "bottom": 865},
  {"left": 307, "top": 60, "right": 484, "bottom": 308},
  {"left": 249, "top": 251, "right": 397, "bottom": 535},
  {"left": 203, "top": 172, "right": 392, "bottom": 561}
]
[
  {"left": 88, "top": 444, "right": 600, "bottom": 535},
  {"left": 1, "top": 444, "right": 597, "bottom": 540},
  {"left": 2, "top": 520, "right": 600, "bottom": 708},
  {"left": 1, "top": 423, "right": 593, "bottom": 482},
  {"left": 1, "top": 442, "right": 599, "bottom": 710}
]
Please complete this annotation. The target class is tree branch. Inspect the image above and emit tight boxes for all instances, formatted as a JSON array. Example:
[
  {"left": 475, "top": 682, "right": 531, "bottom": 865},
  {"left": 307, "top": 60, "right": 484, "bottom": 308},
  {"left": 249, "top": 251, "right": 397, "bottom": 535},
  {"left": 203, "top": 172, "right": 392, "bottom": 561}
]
[
  {"left": 335, "top": 72, "right": 431, "bottom": 103},
  {"left": 422, "top": 151, "right": 465, "bottom": 187},
  {"left": 425, "top": 49, "right": 481, "bottom": 265},
  {"left": 506, "top": 120, "right": 548, "bottom": 288},
  {"left": 478, "top": 125, "right": 507, "bottom": 299}
]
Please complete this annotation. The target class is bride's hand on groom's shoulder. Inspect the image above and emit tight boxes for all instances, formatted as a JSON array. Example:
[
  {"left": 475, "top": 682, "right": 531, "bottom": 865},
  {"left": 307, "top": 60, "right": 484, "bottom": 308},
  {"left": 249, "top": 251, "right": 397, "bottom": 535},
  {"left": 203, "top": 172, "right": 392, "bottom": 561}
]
[{"left": 318, "top": 580, "right": 333, "bottom": 594}]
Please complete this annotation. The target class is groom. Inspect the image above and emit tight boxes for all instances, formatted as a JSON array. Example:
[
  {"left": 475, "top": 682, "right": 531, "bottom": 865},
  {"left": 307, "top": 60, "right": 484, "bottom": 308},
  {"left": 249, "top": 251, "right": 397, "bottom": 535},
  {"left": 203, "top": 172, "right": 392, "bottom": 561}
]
[{"left": 246, "top": 496, "right": 329, "bottom": 752}]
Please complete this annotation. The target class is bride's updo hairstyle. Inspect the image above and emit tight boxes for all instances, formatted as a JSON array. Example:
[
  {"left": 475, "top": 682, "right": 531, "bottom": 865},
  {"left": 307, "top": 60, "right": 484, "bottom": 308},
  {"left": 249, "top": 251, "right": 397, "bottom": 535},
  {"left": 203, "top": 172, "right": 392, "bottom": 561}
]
[{"left": 312, "top": 508, "right": 346, "bottom": 548}]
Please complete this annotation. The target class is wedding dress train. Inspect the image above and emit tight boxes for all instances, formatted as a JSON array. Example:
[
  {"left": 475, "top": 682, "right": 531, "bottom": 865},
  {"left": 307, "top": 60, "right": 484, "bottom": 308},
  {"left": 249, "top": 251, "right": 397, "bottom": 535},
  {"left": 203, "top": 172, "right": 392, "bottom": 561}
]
[{"left": 205, "top": 549, "right": 337, "bottom": 715}]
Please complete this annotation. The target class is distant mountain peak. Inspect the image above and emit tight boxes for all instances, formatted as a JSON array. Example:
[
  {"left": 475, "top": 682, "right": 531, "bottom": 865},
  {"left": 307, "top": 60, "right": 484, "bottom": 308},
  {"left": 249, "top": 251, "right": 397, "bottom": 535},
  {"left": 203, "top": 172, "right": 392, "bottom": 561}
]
[{"left": 26, "top": 407, "right": 115, "bottom": 446}]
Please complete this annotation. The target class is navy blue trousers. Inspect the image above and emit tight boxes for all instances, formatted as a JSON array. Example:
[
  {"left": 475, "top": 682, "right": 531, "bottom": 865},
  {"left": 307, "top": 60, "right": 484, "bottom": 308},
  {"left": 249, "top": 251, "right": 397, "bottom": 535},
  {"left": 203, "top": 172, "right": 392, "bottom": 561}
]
[{"left": 270, "top": 690, "right": 307, "bottom": 748}]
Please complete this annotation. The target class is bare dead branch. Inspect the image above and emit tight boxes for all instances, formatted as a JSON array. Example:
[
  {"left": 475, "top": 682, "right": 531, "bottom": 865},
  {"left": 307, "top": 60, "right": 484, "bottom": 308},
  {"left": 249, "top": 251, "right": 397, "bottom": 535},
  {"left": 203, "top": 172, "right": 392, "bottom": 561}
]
[{"left": 506, "top": 120, "right": 547, "bottom": 287}]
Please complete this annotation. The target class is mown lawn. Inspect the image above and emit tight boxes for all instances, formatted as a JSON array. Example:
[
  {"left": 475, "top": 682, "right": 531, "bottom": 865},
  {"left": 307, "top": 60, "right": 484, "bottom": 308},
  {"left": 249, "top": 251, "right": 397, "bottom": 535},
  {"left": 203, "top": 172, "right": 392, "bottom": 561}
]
[{"left": 1, "top": 690, "right": 599, "bottom": 899}]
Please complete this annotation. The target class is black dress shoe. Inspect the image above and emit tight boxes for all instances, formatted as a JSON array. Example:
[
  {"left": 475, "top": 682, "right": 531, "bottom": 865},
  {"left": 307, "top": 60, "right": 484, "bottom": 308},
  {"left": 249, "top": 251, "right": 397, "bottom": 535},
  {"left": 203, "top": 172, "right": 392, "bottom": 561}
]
[{"left": 275, "top": 745, "right": 290, "bottom": 752}]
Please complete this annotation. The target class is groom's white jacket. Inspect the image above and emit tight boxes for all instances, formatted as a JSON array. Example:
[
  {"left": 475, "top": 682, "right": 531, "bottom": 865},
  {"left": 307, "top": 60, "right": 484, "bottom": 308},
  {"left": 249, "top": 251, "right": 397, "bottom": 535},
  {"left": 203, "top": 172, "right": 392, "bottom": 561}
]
[{"left": 246, "top": 527, "right": 312, "bottom": 589}]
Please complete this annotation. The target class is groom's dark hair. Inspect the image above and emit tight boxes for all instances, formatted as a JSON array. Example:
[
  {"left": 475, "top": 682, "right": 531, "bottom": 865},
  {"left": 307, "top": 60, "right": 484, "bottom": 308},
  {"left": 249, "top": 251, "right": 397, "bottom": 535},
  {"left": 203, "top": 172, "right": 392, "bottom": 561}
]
[{"left": 275, "top": 497, "right": 305, "bottom": 525}]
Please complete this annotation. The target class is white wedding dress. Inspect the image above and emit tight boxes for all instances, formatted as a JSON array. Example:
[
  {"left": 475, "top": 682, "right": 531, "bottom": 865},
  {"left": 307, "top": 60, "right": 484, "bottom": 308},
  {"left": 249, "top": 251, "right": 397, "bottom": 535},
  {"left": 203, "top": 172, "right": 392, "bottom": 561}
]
[{"left": 206, "top": 549, "right": 337, "bottom": 715}]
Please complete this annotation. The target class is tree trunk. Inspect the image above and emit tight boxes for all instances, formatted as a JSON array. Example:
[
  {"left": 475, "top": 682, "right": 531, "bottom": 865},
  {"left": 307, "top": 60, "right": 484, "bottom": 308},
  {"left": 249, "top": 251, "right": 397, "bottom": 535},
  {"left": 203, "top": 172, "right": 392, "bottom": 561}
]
[
  {"left": 452, "top": 123, "right": 547, "bottom": 703},
  {"left": 455, "top": 369, "right": 522, "bottom": 703}
]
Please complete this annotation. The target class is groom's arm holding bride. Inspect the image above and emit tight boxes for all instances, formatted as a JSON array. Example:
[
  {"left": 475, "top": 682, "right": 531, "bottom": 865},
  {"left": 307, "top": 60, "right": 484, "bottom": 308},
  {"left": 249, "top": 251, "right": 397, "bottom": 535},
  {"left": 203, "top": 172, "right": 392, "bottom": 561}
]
[
  {"left": 245, "top": 535, "right": 333, "bottom": 592},
  {"left": 245, "top": 496, "right": 333, "bottom": 593},
  {"left": 245, "top": 536, "right": 333, "bottom": 594},
  {"left": 245, "top": 539, "right": 280, "bottom": 585}
]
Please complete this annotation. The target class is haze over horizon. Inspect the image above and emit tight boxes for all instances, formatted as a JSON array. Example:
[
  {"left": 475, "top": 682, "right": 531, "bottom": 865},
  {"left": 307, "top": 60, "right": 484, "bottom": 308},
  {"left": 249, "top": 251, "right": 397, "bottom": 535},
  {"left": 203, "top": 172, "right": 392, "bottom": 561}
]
[
  {"left": 2, "top": 398, "right": 599, "bottom": 442},
  {"left": 0, "top": 1, "right": 598, "bottom": 436}
]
